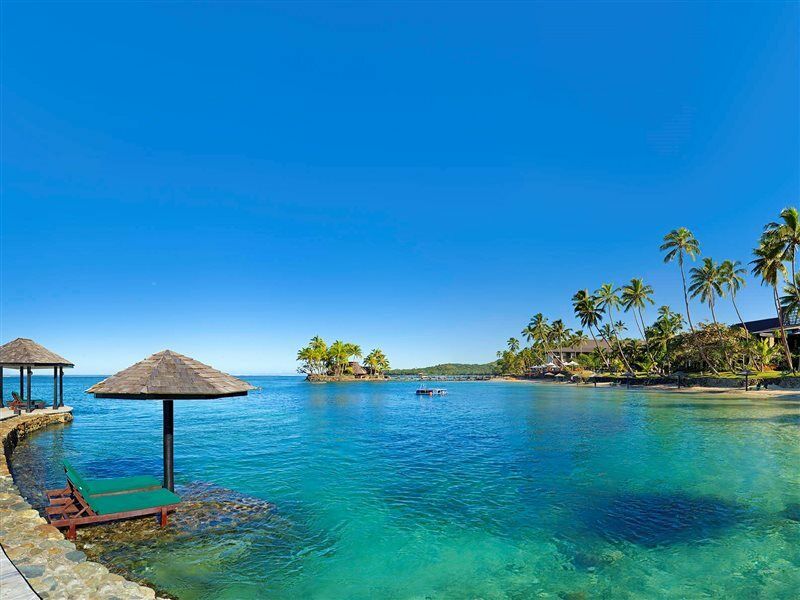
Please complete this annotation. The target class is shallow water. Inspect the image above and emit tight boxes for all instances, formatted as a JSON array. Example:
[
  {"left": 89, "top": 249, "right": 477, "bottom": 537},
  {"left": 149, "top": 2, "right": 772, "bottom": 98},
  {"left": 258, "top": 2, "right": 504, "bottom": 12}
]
[{"left": 8, "top": 376, "right": 800, "bottom": 599}]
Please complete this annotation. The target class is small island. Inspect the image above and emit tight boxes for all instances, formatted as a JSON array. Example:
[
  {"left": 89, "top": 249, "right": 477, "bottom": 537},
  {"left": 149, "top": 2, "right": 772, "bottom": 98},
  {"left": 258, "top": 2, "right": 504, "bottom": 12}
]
[{"left": 297, "top": 336, "right": 390, "bottom": 381}]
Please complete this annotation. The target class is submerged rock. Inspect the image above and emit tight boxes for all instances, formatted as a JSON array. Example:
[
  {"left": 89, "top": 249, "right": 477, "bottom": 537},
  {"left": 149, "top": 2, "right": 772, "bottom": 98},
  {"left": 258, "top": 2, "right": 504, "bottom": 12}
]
[{"left": 75, "top": 481, "right": 277, "bottom": 549}]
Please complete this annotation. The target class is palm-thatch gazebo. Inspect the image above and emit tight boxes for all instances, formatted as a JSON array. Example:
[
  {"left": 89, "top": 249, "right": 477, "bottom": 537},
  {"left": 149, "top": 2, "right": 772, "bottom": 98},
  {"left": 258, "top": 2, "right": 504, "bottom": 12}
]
[
  {"left": 0, "top": 338, "right": 74, "bottom": 411},
  {"left": 349, "top": 361, "right": 368, "bottom": 378},
  {"left": 86, "top": 350, "right": 255, "bottom": 491}
]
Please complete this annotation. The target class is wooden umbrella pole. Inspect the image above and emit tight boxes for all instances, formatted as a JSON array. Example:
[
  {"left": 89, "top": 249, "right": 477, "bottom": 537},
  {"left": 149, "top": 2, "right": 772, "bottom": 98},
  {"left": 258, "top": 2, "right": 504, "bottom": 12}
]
[
  {"left": 163, "top": 400, "right": 174, "bottom": 492},
  {"left": 27, "top": 367, "right": 32, "bottom": 413},
  {"left": 53, "top": 367, "right": 58, "bottom": 409}
]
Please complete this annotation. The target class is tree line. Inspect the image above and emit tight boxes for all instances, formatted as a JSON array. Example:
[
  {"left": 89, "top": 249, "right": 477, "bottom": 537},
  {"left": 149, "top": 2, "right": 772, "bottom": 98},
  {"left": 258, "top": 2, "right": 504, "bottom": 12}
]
[{"left": 496, "top": 206, "right": 800, "bottom": 376}]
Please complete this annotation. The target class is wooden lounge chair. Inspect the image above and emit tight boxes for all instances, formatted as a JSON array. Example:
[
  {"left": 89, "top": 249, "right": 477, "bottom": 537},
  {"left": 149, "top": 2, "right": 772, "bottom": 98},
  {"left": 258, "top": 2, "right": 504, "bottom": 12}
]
[
  {"left": 10, "top": 391, "right": 45, "bottom": 411},
  {"left": 46, "top": 461, "right": 180, "bottom": 539}
]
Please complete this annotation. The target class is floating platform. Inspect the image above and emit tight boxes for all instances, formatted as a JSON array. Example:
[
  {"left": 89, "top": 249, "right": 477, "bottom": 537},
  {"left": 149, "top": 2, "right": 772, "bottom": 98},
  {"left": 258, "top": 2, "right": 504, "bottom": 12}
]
[{"left": 415, "top": 388, "right": 447, "bottom": 396}]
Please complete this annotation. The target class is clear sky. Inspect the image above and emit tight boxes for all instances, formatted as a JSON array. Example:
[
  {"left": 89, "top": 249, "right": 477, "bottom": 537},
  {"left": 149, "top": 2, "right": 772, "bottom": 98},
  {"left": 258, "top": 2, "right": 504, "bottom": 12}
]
[{"left": 1, "top": 2, "right": 798, "bottom": 375}]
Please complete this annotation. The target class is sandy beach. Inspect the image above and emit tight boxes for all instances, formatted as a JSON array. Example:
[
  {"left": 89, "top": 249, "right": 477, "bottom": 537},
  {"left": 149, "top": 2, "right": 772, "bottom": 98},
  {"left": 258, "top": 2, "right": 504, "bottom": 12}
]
[{"left": 490, "top": 376, "right": 800, "bottom": 399}]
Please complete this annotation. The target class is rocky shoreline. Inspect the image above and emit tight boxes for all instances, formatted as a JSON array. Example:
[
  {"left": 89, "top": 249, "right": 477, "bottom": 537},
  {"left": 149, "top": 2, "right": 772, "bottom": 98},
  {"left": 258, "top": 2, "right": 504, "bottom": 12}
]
[
  {"left": 0, "top": 410, "right": 163, "bottom": 599},
  {"left": 306, "top": 374, "right": 388, "bottom": 382}
]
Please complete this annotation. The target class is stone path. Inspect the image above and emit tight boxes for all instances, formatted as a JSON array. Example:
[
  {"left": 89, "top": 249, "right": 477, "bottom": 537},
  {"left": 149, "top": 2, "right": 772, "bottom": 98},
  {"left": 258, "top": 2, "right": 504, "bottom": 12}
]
[
  {"left": 0, "top": 410, "right": 162, "bottom": 599},
  {"left": 1, "top": 543, "right": 38, "bottom": 600}
]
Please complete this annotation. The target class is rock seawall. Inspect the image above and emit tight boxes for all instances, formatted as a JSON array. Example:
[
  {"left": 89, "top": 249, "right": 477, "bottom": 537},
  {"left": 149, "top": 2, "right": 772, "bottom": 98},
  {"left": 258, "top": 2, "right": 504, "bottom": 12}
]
[{"left": 0, "top": 410, "right": 162, "bottom": 599}]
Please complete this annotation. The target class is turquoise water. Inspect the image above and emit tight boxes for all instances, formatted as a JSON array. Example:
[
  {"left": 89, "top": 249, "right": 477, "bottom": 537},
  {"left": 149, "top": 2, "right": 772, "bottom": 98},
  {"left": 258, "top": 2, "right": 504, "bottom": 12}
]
[{"left": 8, "top": 376, "right": 800, "bottom": 599}]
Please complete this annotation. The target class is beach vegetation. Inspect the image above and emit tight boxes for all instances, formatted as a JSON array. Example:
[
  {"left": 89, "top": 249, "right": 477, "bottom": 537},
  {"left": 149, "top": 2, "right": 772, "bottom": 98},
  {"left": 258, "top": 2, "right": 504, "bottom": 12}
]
[
  {"left": 493, "top": 206, "right": 800, "bottom": 379},
  {"left": 297, "top": 337, "right": 388, "bottom": 378}
]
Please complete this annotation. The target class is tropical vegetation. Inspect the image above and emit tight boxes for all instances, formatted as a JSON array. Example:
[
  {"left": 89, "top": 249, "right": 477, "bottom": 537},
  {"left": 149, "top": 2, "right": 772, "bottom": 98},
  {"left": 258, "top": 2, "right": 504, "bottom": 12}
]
[
  {"left": 297, "top": 336, "right": 389, "bottom": 377},
  {"left": 494, "top": 206, "right": 800, "bottom": 377}
]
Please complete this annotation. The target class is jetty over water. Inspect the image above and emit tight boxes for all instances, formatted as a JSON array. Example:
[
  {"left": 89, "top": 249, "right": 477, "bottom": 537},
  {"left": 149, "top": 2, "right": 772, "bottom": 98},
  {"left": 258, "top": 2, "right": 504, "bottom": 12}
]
[{"left": 389, "top": 374, "right": 493, "bottom": 381}]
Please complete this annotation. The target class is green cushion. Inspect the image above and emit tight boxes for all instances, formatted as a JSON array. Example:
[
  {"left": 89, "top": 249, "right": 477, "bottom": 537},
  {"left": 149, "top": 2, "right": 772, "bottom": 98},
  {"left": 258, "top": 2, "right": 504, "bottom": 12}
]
[
  {"left": 84, "top": 475, "right": 162, "bottom": 495},
  {"left": 87, "top": 487, "right": 181, "bottom": 515},
  {"left": 63, "top": 460, "right": 90, "bottom": 494},
  {"left": 63, "top": 460, "right": 161, "bottom": 496}
]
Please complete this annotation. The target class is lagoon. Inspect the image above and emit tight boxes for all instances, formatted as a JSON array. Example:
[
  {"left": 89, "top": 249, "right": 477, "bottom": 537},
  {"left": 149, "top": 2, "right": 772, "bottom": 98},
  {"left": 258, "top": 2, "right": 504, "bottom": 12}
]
[{"left": 8, "top": 376, "right": 800, "bottom": 599}]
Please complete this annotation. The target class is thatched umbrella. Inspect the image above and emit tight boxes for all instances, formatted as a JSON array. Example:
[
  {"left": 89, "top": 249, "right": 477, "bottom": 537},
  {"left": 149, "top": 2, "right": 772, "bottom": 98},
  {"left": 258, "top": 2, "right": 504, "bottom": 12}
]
[
  {"left": 671, "top": 370, "right": 687, "bottom": 389},
  {"left": 86, "top": 350, "right": 255, "bottom": 491},
  {"left": 0, "top": 338, "right": 74, "bottom": 411}
]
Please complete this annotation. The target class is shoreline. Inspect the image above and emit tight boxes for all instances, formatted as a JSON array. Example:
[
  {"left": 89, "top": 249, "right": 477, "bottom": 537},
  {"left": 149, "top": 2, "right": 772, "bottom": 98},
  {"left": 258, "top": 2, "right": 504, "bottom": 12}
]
[
  {"left": 0, "top": 410, "right": 164, "bottom": 599},
  {"left": 490, "top": 376, "right": 800, "bottom": 398}
]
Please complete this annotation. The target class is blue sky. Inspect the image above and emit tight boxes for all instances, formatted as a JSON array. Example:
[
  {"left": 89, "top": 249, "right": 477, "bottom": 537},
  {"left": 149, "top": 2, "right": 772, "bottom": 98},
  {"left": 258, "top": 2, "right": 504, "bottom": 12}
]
[{"left": 1, "top": 2, "right": 798, "bottom": 374}]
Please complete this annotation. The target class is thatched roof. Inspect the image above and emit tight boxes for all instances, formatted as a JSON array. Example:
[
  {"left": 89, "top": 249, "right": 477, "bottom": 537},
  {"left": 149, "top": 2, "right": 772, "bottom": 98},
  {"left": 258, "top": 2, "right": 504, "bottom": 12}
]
[
  {"left": 557, "top": 340, "right": 612, "bottom": 353},
  {"left": 86, "top": 350, "right": 255, "bottom": 399},
  {"left": 349, "top": 361, "right": 367, "bottom": 376},
  {"left": 0, "top": 338, "right": 74, "bottom": 368}
]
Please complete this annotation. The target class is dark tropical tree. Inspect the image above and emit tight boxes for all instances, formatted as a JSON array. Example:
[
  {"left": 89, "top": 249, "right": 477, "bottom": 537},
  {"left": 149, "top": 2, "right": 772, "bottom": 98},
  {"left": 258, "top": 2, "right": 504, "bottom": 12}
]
[
  {"left": 688, "top": 257, "right": 732, "bottom": 370},
  {"left": 528, "top": 314, "right": 553, "bottom": 360},
  {"left": 364, "top": 348, "right": 390, "bottom": 375},
  {"left": 621, "top": 278, "right": 658, "bottom": 370},
  {"left": 572, "top": 289, "right": 610, "bottom": 369},
  {"left": 751, "top": 241, "right": 794, "bottom": 372},
  {"left": 661, "top": 227, "right": 714, "bottom": 371},
  {"left": 595, "top": 283, "right": 633, "bottom": 372},
  {"left": 550, "top": 319, "right": 569, "bottom": 364},
  {"left": 764, "top": 207, "right": 800, "bottom": 305}
]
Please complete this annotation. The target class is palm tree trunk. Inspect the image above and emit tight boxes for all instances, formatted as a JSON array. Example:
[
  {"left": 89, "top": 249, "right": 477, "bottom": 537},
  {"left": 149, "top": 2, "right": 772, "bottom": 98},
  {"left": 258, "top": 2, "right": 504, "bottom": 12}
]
[
  {"left": 731, "top": 295, "right": 757, "bottom": 370},
  {"left": 774, "top": 286, "right": 795, "bottom": 373},
  {"left": 634, "top": 308, "right": 658, "bottom": 372},
  {"left": 589, "top": 328, "right": 610, "bottom": 369},
  {"left": 679, "top": 255, "right": 717, "bottom": 374},
  {"left": 708, "top": 299, "right": 733, "bottom": 371},
  {"left": 538, "top": 334, "right": 553, "bottom": 364},
  {"left": 607, "top": 306, "right": 634, "bottom": 373}
]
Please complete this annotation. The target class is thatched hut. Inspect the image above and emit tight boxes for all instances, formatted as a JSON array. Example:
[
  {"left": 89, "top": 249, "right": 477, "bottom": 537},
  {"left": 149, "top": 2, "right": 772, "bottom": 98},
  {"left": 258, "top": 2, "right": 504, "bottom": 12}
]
[
  {"left": 0, "top": 337, "right": 74, "bottom": 410},
  {"left": 349, "top": 361, "right": 368, "bottom": 378}
]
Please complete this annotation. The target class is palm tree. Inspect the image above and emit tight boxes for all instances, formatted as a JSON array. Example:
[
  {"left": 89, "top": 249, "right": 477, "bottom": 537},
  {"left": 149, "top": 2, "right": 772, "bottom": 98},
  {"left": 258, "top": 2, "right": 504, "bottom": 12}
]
[
  {"left": 346, "top": 343, "right": 363, "bottom": 362},
  {"left": 528, "top": 314, "right": 553, "bottom": 359},
  {"left": 688, "top": 257, "right": 732, "bottom": 370},
  {"left": 751, "top": 242, "right": 794, "bottom": 372},
  {"left": 621, "top": 278, "right": 658, "bottom": 370},
  {"left": 569, "top": 330, "right": 589, "bottom": 350},
  {"left": 780, "top": 273, "right": 800, "bottom": 320},
  {"left": 298, "top": 336, "right": 329, "bottom": 375},
  {"left": 521, "top": 324, "right": 536, "bottom": 346},
  {"left": 650, "top": 306, "right": 684, "bottom": 373},
  {"left": 718, "top": 260, "right": 748, "bottom": 328},
  {"left": 661, "top": 228, "right": 701, "bottom": 328},
  {"left": 719, "top": 259, "right": 754, "bottom": 368},
  {"left": 661, "top": 227, "right": 713, "bottom": 371},
  {"left": 507, "top": 337, "right": 520, "bottom": 353},
  {"left": 550, "top": 319, "right": 568, "bottom": 364},
  {"left": 764, "top": 207, "right": 800, "bottom": 305},
  {"left": 327, "top": 340, "right": 350, "bottom": 376},
  {"left": 364, "top": 348, "right": 390, "bottom": 375},
  {"left": 571, "top": 289, "right": 610, "bottom": 369},
  {"left": 595, "top": 283, "right": 633, "bottom": 372}
]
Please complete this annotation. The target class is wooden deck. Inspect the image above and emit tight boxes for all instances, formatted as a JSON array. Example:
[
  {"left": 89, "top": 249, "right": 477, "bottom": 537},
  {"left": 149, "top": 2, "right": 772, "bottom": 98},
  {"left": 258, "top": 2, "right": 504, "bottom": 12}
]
[{"left": 0, "top": 406, "right": 71, "bottom": 422}]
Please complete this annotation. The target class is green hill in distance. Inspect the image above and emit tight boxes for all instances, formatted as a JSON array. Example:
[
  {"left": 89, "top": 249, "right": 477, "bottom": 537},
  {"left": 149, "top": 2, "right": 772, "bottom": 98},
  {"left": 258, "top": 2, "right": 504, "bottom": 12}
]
[{"left": 387, "top": 362, "right": 498, "bottom": 376}]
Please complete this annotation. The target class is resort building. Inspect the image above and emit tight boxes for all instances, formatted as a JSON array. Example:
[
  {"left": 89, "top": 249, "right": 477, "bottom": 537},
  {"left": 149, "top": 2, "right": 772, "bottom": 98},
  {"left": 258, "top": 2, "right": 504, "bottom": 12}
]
[
  {"left": 544, "top": 340, "right": 612, "bottom": 364},
  {"left": 736, "top": 315, "right": 800, "bottom": 352}
]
